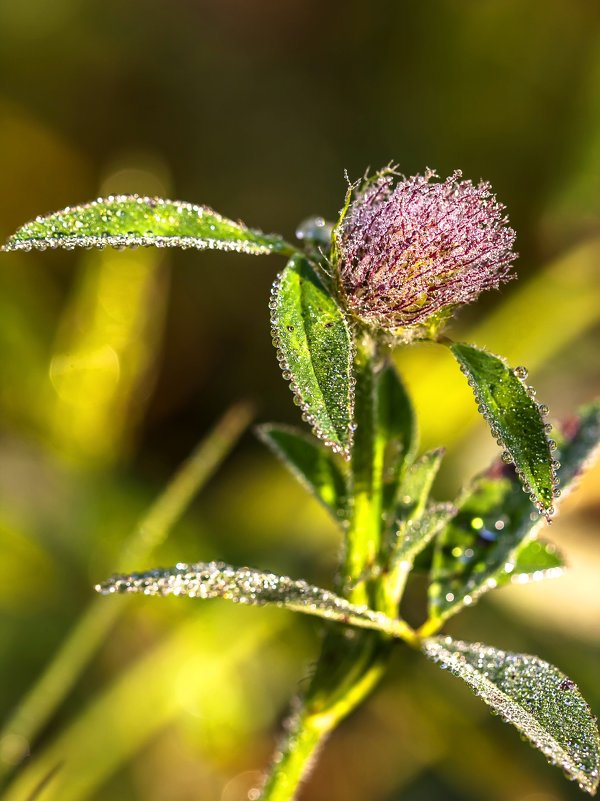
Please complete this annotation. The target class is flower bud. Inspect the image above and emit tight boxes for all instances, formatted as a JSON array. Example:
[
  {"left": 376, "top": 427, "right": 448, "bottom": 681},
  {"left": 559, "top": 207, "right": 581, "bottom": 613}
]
[{"left": 335, "top": 169, "right": 517, "bottom": 335}]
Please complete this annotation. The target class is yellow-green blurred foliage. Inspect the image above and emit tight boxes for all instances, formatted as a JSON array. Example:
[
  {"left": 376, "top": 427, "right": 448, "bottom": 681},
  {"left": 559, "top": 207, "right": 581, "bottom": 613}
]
[{"left": 0, "top": 2, "right": 599, "bottom": 800}]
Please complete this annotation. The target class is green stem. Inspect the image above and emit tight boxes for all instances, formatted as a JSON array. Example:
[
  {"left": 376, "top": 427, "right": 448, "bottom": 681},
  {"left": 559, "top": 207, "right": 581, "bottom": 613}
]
[
  {"left": 259, "top": 629, "right": 391, "bottom": 801},
  {"left": 0, "top": 402, "right": 253, "bottom": 779},
  {"left": 259, "top": 332, "right": 395, "bottom": 801},
  {"left": 342, "top": 332, "right": 384, "bottom": 602}
]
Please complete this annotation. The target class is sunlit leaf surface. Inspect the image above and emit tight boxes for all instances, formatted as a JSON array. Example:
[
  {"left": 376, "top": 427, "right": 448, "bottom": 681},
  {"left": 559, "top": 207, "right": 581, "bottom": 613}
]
[
  {"left": 422, "top": 636, "right": 600, "bottom": 795},
  {"left": 256, "top": 423, "right": 348, "bottom": 522},
  {"left": 270, "top": 255, "right": 354, "bottom": 456},
  {"left": 97, "top": 561, "right": 408, "bottom": 637},
  {"left": 2, "top": 195, "right": 294, "bottom": 255},
  {"left": 450, "top": 343, "right": 556, "bottom": 518},
  {"left": 429, "top": 401, "right": 600, "bottom": 622}
]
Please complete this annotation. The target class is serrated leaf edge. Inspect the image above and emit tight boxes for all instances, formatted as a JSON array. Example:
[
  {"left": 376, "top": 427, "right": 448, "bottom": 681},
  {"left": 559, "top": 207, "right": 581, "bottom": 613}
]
[
  {"left": 2, "top": 194, "right": 291, "bottom": 255},
  {"left": 422, "top": 636, "right": 600, "bottom": 795},
  {"left": 451, "top": 343, "right": 558, "bottom": 521},
  {"left": 269, "top": 263, "right": 355, "bottom": 458},
  {"left": 255, "top": 422, "right": 348, "bottom": 523},
  {"left": 97, "top": 560, "right": 409, "bottom": 638}
]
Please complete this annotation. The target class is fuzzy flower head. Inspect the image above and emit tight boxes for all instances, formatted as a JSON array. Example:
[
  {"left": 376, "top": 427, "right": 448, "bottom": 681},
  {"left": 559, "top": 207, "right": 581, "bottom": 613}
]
[{"left": 335, "top": 169, "right": 517, "bottom": 335}]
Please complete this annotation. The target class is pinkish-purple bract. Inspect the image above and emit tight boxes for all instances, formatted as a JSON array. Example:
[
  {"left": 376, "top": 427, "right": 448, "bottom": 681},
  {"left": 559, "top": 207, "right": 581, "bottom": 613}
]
[{"left": 336, "top": 169, "right": 517, "bottom": 335}]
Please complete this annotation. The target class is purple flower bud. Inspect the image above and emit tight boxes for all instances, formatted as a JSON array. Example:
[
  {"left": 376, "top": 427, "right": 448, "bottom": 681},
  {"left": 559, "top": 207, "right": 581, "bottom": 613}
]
[{"left": 335, "top": 169, "right": 517, "bottom": 334}]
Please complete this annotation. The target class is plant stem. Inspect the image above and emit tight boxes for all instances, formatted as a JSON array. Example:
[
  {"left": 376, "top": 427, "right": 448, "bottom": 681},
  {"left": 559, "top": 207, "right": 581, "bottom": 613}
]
[
  {"left": 259, "top": 333, "right": 395, "bottom": 801},
  {"left": 342, "top": 332, "right": 383, "bottom": 602},
  {"left": 0, "top": 402, "right": 253, "bottom": 780},
  {"left": 259, "top": 629, "right": 391, "bottom": 801}
]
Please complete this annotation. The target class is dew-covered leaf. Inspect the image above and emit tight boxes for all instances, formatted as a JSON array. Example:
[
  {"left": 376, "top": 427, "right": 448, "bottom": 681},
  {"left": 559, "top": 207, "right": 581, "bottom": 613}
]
[
  {"left": 422, "top": 637, "right": 600, "bottom": 795},
  {"left": 429, "top": 401, "right": 600, "bottom": 622},
  {"left": 392, "top": 503, "right": 456, "bottom": 567},
  {"left": 271, "top": 255, "right": 354, "bottom": 456},
  {"left": 498, "top": 539, "right": 565, "bottom": 587},
  {"left": 377, "top": 362, "right": 418, "bottom": 517},
  {"left": 2, "top": 195, "right": 294, "bottom": 256},
  {"left": 395, "top": 448, "right": 445, "bottom": 524},
  {"left": 96, "top": 561, "right": 410, "bottom": 638},
  {"left": 256, "top": 423, "right": 348, "bottom": 523},
  {"left": 450, "top": 343, "right": 556, "bottom": 518}
]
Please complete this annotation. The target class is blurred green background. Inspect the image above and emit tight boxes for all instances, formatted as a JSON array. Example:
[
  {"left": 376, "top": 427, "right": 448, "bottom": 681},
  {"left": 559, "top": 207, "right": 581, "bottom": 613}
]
[{"left": 0, "top": 1, "right": 599, "bottom": 800}]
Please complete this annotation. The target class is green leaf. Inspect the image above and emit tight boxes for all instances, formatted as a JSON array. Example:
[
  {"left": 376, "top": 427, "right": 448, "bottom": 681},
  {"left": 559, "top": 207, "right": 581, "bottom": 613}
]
[
  {"left": 428, "top": 401, "right": 600, "bottom": 622},
  {"left": 422, "top": 636, "right": 600, "bottom": 795},
  {"left": 271, "top": 255, "right": 354, "bottom": 457},
  {"left": 450, "top": 342, "right": 556, "bottom": 518},
  {"left": 96, "top": 561, "right": 412, "bottom": 639},
  {"left": 256, "top": 423, "right": 348, "bottom": 523},
  {"left": 395, "top": 448, "right": 445, "bottom": 524},
  {"left": 392, "top": 503, "right": 456, "bottom": 567},
  {"left": 377, "top": 362, "right": 418, "bottom": 518},
  {"left": 497, "top": 539, "right": 565, "bottom": 587},
  {"left": 380, "top": 450, "right": 448, "bottom": 603},
  {"left": 2, "top": 195, "right": 295, "bottom": 256}
]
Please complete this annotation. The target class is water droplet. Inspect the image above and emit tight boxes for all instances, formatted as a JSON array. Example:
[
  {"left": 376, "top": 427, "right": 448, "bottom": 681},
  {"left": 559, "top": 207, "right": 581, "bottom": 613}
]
[{"left": 513, "top": 366, "right": 528, "bottom": 380}]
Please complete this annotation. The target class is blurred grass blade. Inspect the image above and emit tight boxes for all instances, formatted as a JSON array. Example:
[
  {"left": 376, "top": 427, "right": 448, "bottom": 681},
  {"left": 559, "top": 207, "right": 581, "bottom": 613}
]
[
  {"left": 376, "top": 362, "right": 418, "bottom": 518},
  {"left": 427, "top": 402, "right": 600, "bottom": 626},
  {"left": 2, "top": 195, "right": 295, "bottom": 256},
  {"left": 97, "top": 560, "right": 413, "bottom": 639},
  {"left": 48, "top": 247, "right": 166, "bottom": 464},
  {"left": 422, "top": 636, "right": 600, "bottom": 795},
  {"left": 256, "top": 423, "right": 348, "bottom": 522},
  {"left": 0, "top": 402, "right": 252, "bottom": 779},
  {"left": 450, "top": 342, "right": 556, "bottom": 518},
  {"left": 1, "top": 609, "right": 282, "bottom": 801},
  {"left": 271, "top": 255, "right": 354, "bottom": 457}
]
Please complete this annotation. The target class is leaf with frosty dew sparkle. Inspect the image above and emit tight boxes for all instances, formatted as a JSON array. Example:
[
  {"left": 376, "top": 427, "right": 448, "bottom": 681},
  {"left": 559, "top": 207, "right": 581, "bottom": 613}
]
[
  {"left": 2, "top": 195, "right": 296, "bottom": 256},
  {"left": 450, "top": 343, "right": 557, "bottom": 519},
  {"left": 428, "top": 401, "right": 600, "bottom": 622},
  {"left": 381, "top": 448, "right": 446, "bottom": 570},
  {"left": 392, "top": 503, "right": 456, "bottom": 569},
  {"left": 270, "top": 255, "right": 355, "bottom": 457},
  {"left": 395, "top": 448, "right": 445, "bottom": 525},
  {"left": 502, "top": 538, "right": 564, "bottom": 586},
  {"left": 96, "top": 561, "right": 411, "bottom": 639},
  {"left": 422, "top": 636, "right": 600, "bottom": 795},
  {"left": 256, "top": 423, "right": 349, "bottom": 523}
]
